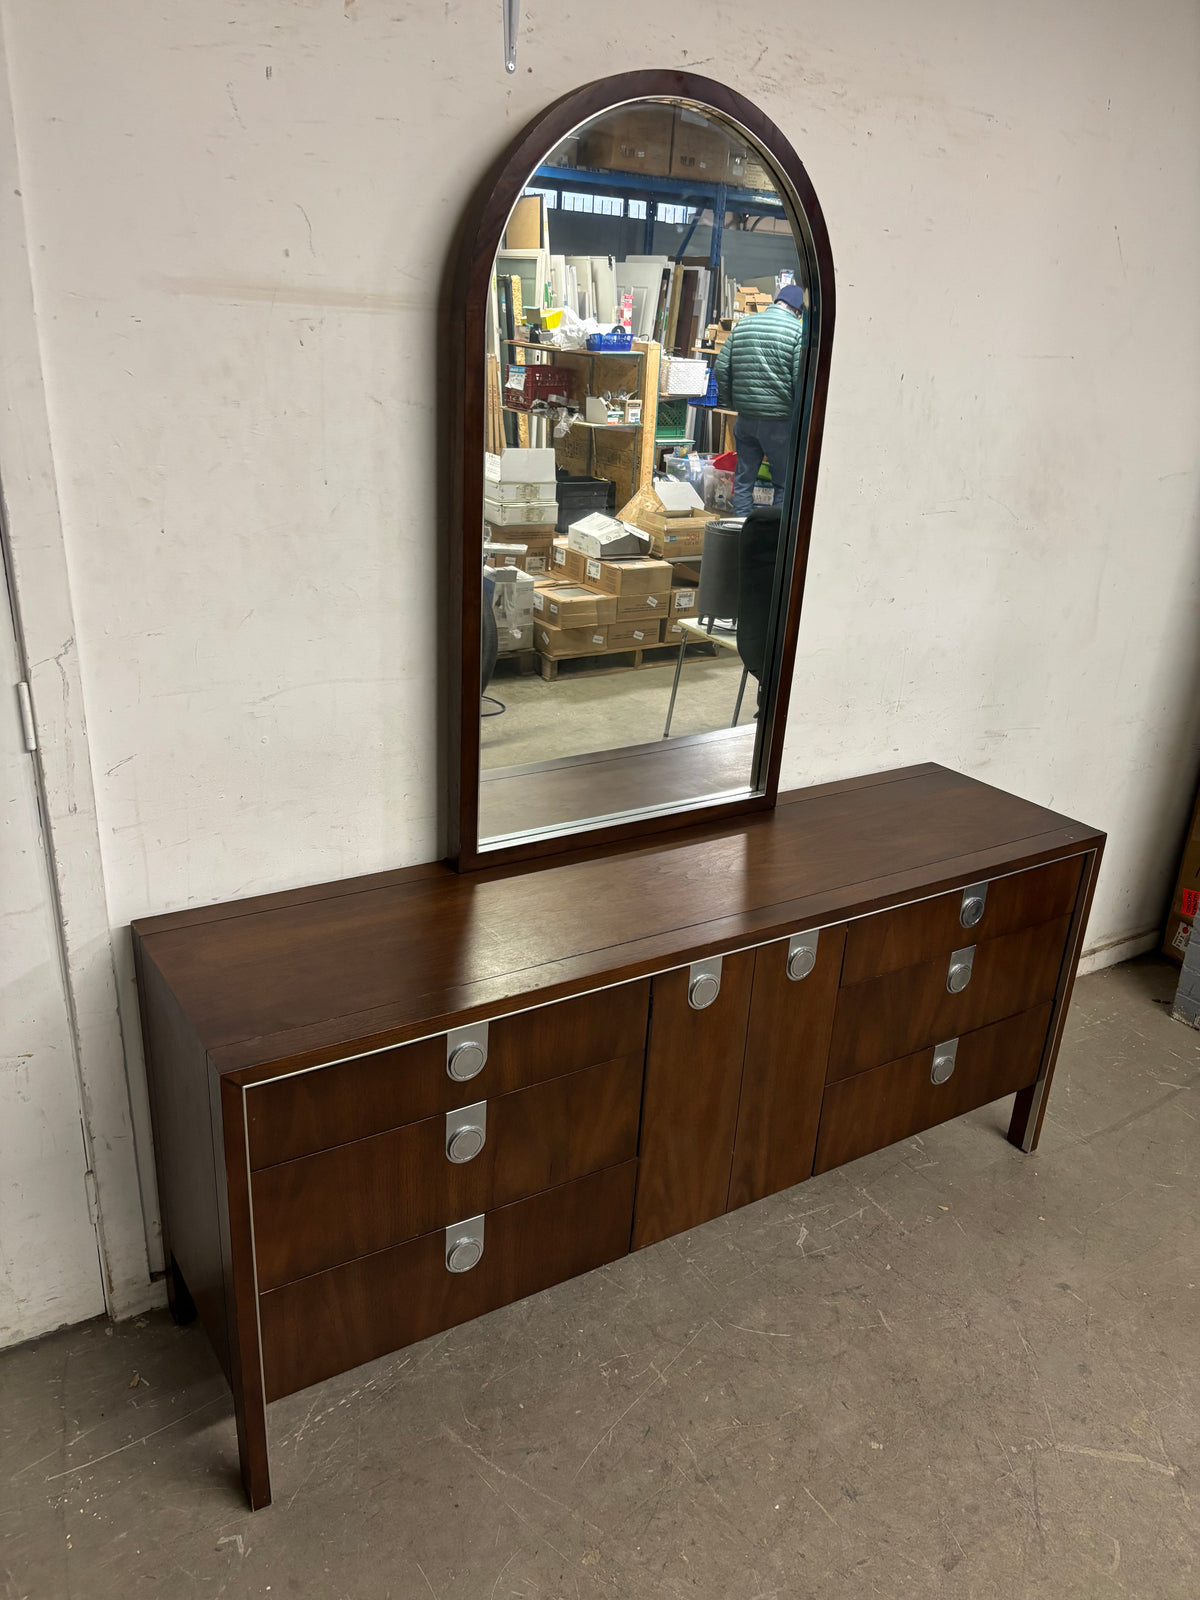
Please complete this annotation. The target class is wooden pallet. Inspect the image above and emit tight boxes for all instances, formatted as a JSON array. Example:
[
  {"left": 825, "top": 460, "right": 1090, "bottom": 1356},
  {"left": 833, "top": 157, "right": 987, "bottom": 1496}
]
[
  {"left": 536, "top": 639, "right": 718, "bottom": 683},
  {"left": 492, "top": 649, "right": 539, "bottom": 677}
]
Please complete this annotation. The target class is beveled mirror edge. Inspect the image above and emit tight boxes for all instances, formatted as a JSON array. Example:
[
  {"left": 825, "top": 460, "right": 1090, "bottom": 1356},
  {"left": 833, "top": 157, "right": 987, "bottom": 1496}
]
[{"left": 445, "top": 69, "right": 836, "bottom": 873}]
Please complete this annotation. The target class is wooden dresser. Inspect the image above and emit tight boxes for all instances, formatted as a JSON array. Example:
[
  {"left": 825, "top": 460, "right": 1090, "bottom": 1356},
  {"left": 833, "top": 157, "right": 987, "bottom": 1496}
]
[{"left": 132, "top": 763, "right": 1103, "bottom": 1508}]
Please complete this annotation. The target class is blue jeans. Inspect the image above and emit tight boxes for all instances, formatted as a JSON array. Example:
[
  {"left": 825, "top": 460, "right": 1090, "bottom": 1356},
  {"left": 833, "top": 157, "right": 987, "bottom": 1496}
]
[{"left": 732, "top": 415, "right": 793, "bottom": 516}]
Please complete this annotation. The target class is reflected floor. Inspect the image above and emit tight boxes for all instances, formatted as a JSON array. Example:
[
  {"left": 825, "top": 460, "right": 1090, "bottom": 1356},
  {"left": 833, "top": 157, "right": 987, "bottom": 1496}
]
[{"left": 481, "top": 650, "right": 757, "bottom": 770}]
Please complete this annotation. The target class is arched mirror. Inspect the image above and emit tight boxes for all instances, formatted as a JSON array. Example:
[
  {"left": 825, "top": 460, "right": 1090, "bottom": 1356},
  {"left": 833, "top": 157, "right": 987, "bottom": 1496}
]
[{"left": 449, "top": 72, "right": 834, "bottom": 869}]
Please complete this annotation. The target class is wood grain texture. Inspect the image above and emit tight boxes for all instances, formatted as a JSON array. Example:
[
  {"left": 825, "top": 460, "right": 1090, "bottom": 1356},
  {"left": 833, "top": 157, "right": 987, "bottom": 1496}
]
[
  {"left": 131, "top": 766, "right": 1102, "bottom": 1082},
  {"left": 448, "top": 71, "right": 838, "bottom": 870},
  {"left": 841, "top": 855, "right": 1083, "bottom": 985},
  {"left": 246, "top": 982, "right": 649, "bottom": 1169},
  {"left": 251, "top": 1054, "right": 642, "bottom": 1290},
  {"left": 813, "top": 1004, "right": 1053, "bottom": 1173},
  {"left": 259, "top": 1161, "right": 637, "bottom": 1401},
  {"left": 727, "top": 925, "right": 846, "bottom": 1211},
  {"left": 827, "top": 915, "right": 1071, "bottom": 1083},
  {"left": 632, "top": 952, "right": 755, "bottom": 1248}
]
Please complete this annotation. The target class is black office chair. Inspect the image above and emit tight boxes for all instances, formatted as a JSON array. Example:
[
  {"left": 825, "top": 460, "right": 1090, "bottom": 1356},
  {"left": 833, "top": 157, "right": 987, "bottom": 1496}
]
[{"left": 736, "top": 507, "right": 783, "bottom": 701}]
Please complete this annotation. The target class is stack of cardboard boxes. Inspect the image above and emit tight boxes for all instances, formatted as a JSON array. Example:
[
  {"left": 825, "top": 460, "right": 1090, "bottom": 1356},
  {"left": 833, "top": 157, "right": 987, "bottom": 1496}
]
[
  {"left": 619, "top": 480, "right": 710, "bottom": 559},
  {"left": 532, "top": 510, "right": 697, "bottom": 662},
  {"left": 484, "top": 449, "right": 558, "bottom": 576}
]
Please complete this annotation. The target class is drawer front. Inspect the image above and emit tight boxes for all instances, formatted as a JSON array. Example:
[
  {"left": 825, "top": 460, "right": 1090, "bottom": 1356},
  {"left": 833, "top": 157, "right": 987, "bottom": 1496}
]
[
  {"left": 246, "top": 980, "right": 650, "bottom": 1169},
  {"left": 633, "top": 951, "right": 755, "bottom": 1250},
  {"left": 814, "top": 1004, "right": 1052, "bottom": 1173},
  {"left": 727, "top": 925, "right": 845, "bottom": 1211},
  {"left": 841, "top": 856, "right": 1083, "bottom": 986},
  {"left": 251, "top": 1054, "right": 642, "bottom": 1290},
  {"left": 828, "top": 915, "right": 1070, "bottom": 1083},
  {"left": 259, "top": 1160, "right": 637, "bottom": 1401}
]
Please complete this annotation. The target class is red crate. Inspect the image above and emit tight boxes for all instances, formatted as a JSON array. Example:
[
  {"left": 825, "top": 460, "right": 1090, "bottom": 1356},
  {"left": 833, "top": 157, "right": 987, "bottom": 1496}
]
[{"left": 503, "top": 363, "right": 576, "bottom": 410}]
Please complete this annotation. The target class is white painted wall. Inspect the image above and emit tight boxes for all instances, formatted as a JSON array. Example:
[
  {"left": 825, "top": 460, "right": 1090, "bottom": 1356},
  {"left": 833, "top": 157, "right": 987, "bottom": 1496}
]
[{"left": 0, "top": 0, "right": 1197, "bottom": 1319}]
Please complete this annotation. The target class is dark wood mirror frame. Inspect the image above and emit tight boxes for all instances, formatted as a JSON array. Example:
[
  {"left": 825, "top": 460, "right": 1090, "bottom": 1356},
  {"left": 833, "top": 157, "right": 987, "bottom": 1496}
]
[{"left": 446, "top": 71, "right": 836, "bottom": 872}]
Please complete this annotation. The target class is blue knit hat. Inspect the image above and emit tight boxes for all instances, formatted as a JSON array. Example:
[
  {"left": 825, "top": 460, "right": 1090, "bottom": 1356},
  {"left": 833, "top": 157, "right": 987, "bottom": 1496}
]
[{"left": 774, "top": 284, "right": 806, "bottom": 311}]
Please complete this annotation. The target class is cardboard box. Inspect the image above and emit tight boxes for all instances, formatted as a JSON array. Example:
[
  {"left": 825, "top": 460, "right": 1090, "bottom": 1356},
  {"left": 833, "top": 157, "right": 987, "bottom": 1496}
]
[
  {"left": 490, "top": 566, "right": 535, "bottom": 630},
  {"left": 486, "top": 533, "right": 554, "bottom": 574},
  {"left": 484, "top": 497, "right": 558, "bottom": 528},
  {"left": 533, "top": 621, "right": 609, "bottom": 658},
  {"left": 667, "top": 585, "right": 697, "bottom": 615},
  {"left": 615, "top": 591, "right": 669, "bottom": 622},
  {"left": 578, "top": 105, "right": 674, "bottom": 177},
  {"left": 734, "top": 287, "right": 773, "bottom": 315},
  {"left": 1164, "top": 783, "right": 1200, "bottom": 962},
  {"left": 651, "top": 518, "right": 709, "bottom": 559},
  {"left": 485, "top": 447, "right": 558, "bottom": 485},
  {"left": 496, "top": 621, "right": 534, "bottom": 655},
  {"left": 550, "top": 539, "right": 590, "bottom": 583},
  {"left": 607, "top": 621, "right": 662, "bottom": 649},
  {"left": 661, "top": 615, "right": 689, "bottom": 645},
  {"left": 670, "top": 108, "right": 732, "bottom": 181},
  {"left": 566, "top": 512, "right": 651, "bottom": 561},
  {"left": 532, "top": 583, "right": 617, "bottom": 630},
  {"left": 583, "top": 555, "right": 673, "bottom": 598},
  {"left": 622, "top": 480, "right": 705, "bottom": 522}
]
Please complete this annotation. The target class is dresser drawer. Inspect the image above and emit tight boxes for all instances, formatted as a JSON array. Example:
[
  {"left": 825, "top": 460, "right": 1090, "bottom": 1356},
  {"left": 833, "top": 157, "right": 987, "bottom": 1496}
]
[
  {"left": 841, "top": 856, "right": 1082, "bottom": 986},
  {"left": 259, "top": 1159, "right": 637, "bottom": 1401},
  {"left": 251, "top": 1053, "right": 642, "bottom": 1290},
  {"left": 827, "top": 915, "right": 1070, "bottom": 1082},
  {"left": 814, "top": 1004, "right": 1052, "bottom": 1173},
  {"left": 246, "top": 980, "right": 650, "bottom": 1169}
]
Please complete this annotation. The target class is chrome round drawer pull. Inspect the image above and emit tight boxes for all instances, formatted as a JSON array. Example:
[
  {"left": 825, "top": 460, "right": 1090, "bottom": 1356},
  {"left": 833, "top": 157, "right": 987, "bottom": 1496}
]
[
  {"left": 447, "top": 1237, "right": 483, "bottom": 1273},
  {"left": 446, "top": 1101, "right": 486, "bottom": 1164},
  {"left": 787, "top": 930, "right": 818, "bottom": 981},
  {"left": 931, "top": 1038, "right": 958, "bottom": 1085},
  {"left": 960, "top": 881, "right": 988, "bottom": 929},
  {"left": 946, "top": 945, "right": 975, "bottom": 994},
  {"left": 445, "top": 1214, "right": 484, "bottom": 1273},
  {"left": 446, "top": 1021, "right": 488, "bottom": 1082},
  {"left": 688, "top": 956, "right": 722, "bottom": 1010}
]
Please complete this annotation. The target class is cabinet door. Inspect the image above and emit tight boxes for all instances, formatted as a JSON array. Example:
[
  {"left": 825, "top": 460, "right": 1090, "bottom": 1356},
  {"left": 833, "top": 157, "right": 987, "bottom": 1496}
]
[
  {"left": 632, "top": 951, "right": 755, "bottom": 1249},
  {"left": 728, "top": 925, "right": 846, "bottom": 1210}
]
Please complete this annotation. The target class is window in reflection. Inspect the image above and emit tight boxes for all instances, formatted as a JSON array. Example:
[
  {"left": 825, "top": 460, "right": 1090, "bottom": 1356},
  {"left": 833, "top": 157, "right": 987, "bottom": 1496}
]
[{"left": 478, "top": 98, "right": 815, "bottom": 847}]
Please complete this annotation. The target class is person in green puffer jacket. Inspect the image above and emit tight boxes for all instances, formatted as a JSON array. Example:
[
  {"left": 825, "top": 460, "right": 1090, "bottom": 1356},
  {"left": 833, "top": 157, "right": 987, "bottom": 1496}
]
[{"left": 713, "top": 284, "right": 806, "bottom": 515}]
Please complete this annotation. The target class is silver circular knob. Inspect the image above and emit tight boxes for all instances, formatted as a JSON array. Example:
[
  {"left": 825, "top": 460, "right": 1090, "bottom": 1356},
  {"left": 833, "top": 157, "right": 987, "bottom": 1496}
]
[
  {"left": 787, "top": 947, "right": 816, "bottom": 981},
  {"left": 688, "top": 972, "right": 720, "bottom": 1010},
  {"left": 960, "top": 896, "right": 985, "bottom": 929},
  {"left": 446, "top": 1237, "right": 483, "bottom": 1273},
  {"left": 931, "top": 1054, "right": 955, "bottom": 1085},
  {"left": 447, "top": 1124, "right": 485, "bottom": 1164},
  {"left": 946, "top": 962, "right": 971, "bottom": 994},
  {"left": 447, "top": 1040, "right": 485, "bottom": 1082}
]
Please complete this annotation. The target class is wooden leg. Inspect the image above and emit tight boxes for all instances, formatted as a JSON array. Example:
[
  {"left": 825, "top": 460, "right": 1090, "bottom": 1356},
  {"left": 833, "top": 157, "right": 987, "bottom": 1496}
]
[
  {"left": 1007, "top": 845, "right": 1103, "bottom": 1155},
  {"left": 216, "top": 1073, "right": 273, "bottom": 1509},
  {"left": 165, "top": 1254, "right": 197, "bottom": 1326}
]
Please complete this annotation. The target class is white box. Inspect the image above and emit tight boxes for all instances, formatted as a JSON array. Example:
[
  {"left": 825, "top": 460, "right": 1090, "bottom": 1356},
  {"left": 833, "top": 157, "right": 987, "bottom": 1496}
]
[
  {"left": 483, "top": 497, "right": 558, "bottom": 527},
  {"left": 485, "top": 448, "right": 558, "bottom": 485},
  {"left": 660, "top": 357, "right": 711, "bottom": 397},
  {"left": 566, "top": 512, "right": 651, "bottom": 560},
  {"left": 491, "top": 567, "right": 535, "bottom": 629},
  {"left": 486, "top": 478, "right": 558, "bottom": 504}
]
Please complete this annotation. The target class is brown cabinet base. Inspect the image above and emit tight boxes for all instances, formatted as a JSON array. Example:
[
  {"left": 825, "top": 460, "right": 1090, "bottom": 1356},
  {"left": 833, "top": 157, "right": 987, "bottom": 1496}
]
[{"left": 133, "top": 764, "right": 1103, "bottom": 1508}]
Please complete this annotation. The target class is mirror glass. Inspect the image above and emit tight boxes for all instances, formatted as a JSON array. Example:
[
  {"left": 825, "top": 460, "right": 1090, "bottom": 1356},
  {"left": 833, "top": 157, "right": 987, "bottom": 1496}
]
[{"left": 477, "top": 96, "right": 817, "bottom": 850}]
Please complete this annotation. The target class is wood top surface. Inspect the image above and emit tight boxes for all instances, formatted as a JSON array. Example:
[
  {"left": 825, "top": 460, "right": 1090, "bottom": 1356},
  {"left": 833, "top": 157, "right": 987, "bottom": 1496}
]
[{"left": 132, "top": 764, "right": 1103, "bottom": 1077}]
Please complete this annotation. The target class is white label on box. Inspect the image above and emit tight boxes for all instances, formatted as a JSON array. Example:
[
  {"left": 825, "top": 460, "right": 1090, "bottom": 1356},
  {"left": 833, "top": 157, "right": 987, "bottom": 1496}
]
[
  {"left": 646, "top": 595, "right": 659, "bottom": 608},
  {"left": 553, "top": 548, "right": 567, "bottom": 566},
  {"left": 527, "top": 555, "right": 547, "bottom": 572},
  {"left": 1173, "top": 921, "right": 1191, "bottom": 953},
  {"left": 675, "top": 590, "right": 695, "bottom": 611},
  {"left": 587, "top": 559, "right": 601, "bottom": 579},
  {"left": 633, "top": 629, "right": 645, "bottom": 641},
  {"left": 592, "top": 633, "right": 604, "bottom": 644},
  {"left": 533, "top": 594, "right": 544, "bottom": 611},
  {"left": 537, "top": 629, "right": 550, "bottom": 646}
]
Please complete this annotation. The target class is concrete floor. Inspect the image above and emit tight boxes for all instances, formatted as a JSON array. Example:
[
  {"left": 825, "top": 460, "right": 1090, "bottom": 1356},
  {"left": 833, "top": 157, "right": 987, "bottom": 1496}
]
[
  {"left": 3, "top": 956, "right": 1197, "bottom": 1599},
  {"left": 482, "top": 648, "right": 754, "bottom": 769}
]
